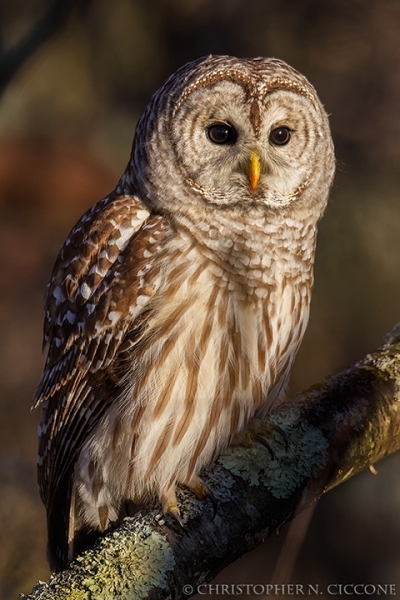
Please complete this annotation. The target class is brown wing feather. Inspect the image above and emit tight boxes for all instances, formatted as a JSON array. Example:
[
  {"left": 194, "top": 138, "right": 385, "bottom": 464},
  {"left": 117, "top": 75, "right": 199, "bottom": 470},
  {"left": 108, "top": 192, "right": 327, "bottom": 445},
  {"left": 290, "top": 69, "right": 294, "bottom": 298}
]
[{"left": 33, "top": 192, "right": 168, "bottom": 514}]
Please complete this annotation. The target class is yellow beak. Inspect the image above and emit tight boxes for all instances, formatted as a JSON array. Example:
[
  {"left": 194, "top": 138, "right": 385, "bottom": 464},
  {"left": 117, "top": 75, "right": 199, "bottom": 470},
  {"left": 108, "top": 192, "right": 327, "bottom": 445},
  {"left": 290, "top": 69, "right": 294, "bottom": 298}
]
[{"left": 249, "top": 150, "right": 261, "bottom": 192}]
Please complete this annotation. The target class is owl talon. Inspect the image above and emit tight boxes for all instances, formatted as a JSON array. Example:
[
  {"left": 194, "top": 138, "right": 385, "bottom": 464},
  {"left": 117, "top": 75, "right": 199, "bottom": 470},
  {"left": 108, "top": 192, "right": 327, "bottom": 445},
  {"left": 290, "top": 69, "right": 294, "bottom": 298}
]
[
  {"left": 167, "top": 505, "right": 185, "bottom": 528},
  {"left": 186, "top": 476, "right": 218, "bottom": 519},
  {"left": 233, "top": 419, "right": 290, "bottom": 460},
  {"left": 271, "top": 423, "right": 289, "bottom": 450},
  {"left": 253, "top": 434, "right": 275, "bottom": 460},
  {"left": 161, "top": 488, "right": 185, "bottom": 527},
  {"left": 207, "top": 489, "right": 218, "bottom": 521}
]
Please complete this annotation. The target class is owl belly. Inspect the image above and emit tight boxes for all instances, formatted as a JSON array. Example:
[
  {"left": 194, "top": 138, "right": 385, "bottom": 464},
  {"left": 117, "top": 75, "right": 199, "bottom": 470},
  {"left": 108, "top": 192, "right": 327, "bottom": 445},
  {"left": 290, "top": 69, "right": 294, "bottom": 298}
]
[{"left": 74, "top": 270, "right": 308, "bottom": 531}]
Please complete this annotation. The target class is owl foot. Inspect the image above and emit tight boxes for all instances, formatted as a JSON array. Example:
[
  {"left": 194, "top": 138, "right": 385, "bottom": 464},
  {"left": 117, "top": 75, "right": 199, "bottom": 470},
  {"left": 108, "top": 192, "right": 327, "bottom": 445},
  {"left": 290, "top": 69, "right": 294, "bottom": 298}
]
[
  {"left": 167, "top": 505, "right": 185, "bottom": 528},
  {"left": 269, "top": 423, "right": 289, "bottom": 450},
  {"left": 252, "top": 434, "right": 275, "bottom": 460},
  {"left": 161, "top": 476, "right": 218, "bottom": 526},
  {"left": 232, "top": 419, "right": 289, "bottom": 460},
  {"left": 161, "top": 488, "right": 184, "bottom": 527},
  {"left": 186, "top": 475, "right": 218, "bottom": 520}
]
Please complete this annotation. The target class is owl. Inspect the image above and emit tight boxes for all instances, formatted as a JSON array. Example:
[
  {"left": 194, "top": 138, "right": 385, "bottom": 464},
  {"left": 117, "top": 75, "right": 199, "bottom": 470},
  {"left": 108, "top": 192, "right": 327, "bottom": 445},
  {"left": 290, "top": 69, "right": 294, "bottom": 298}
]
[{"left": 32, "top": 55, "right": 335, "bottom": 572}]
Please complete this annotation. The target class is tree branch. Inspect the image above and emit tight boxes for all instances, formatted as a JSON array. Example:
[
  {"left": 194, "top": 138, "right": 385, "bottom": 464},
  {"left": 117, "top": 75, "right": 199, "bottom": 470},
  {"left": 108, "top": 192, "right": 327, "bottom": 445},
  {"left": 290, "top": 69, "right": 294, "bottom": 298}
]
[{"left": 24, "top": 323, "right": 400, "bottom": 600}]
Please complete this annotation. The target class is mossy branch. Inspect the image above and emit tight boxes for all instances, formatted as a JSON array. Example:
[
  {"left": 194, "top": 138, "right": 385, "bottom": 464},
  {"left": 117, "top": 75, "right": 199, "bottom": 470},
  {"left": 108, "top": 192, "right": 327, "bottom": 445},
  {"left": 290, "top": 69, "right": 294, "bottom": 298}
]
[{"left": 24, "top": 323, "right": 400, "bottom": 600}]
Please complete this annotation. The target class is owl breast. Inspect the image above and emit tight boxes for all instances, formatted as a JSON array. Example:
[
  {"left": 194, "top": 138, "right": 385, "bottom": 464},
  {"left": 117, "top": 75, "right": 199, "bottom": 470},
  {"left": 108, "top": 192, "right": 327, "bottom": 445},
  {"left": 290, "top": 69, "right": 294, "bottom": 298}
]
[{"left": 74, "top": 215, "right": 313, "bottom": 529}]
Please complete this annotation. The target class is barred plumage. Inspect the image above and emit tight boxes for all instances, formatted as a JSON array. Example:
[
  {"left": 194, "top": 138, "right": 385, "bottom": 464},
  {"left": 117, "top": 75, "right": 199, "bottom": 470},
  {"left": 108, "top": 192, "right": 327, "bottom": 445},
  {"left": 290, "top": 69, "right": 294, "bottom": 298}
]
[{"left": 33, "top": 55, "right": 335, "bottom": 572}]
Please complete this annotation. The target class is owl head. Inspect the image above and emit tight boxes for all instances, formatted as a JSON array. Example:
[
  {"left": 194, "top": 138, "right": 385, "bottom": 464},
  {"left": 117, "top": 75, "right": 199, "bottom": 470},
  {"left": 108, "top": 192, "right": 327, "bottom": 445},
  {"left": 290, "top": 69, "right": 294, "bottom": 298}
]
[{"left": 118, "top": 55, "right": 335, "bottom": 224}]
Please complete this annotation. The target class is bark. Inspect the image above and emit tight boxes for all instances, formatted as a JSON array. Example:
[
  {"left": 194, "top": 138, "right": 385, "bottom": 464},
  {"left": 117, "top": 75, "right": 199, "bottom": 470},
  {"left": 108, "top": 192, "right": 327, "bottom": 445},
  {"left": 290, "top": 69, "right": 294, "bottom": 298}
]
[{"left": 24, "top": 323, "right": 400, "bottom": 600}]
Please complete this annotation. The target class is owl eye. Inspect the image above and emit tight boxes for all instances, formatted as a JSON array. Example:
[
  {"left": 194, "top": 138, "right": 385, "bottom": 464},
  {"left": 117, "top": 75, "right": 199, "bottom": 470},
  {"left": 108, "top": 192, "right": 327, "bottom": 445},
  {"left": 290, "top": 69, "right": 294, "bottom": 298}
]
[
  {"left": 269, "top": 127, "right": 292, "bottom": 146},
  {"left": 207, "top": 123, "right": 237, "bottom": 145}
]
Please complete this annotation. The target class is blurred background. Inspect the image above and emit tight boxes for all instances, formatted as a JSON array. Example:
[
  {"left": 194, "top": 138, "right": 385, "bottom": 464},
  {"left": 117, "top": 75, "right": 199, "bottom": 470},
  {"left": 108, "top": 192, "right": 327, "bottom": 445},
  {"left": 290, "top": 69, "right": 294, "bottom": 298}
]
[{"left": 1, "top": 0, "right": 400, "bottom": 598}]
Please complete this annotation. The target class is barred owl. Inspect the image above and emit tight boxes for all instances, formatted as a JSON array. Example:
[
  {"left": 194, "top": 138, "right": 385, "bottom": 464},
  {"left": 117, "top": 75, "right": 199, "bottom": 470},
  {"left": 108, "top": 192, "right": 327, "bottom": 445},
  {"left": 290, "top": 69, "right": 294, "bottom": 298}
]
[{"left": 33, "top": 55, "right": 335, "bottom": 572}]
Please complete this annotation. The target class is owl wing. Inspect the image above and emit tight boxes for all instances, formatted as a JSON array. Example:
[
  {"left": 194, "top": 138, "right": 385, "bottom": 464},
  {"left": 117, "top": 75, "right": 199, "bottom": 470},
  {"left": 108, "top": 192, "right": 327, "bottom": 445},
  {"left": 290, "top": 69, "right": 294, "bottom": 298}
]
[{"left": 33, "top": 192, "right": 167, "bottom": 510}]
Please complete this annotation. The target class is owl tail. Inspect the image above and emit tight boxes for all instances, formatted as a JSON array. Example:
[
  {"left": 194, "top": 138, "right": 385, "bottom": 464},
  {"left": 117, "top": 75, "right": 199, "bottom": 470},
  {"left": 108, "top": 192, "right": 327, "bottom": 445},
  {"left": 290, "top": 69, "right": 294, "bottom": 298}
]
[
  {"left": 47, "top": 476, "right": 103, "bottom": 572},
  {"left": 45, "top": 473, "right": 73, "bottom": 572}
]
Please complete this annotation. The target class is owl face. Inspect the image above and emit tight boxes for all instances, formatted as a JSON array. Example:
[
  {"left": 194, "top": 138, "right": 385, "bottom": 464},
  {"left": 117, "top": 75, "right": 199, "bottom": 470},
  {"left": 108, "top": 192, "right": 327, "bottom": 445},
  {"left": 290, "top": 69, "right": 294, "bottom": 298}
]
[
  {"left": 126, "top": 56, "right": 335, "bottom": 221},
  {"left": 170, "top": 80, "right": 325, "bottom": 209}
]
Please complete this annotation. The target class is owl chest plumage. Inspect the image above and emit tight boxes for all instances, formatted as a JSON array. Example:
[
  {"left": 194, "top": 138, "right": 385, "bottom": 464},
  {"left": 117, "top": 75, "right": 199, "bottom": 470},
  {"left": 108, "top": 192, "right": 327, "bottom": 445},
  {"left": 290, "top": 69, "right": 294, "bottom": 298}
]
[{"left": 75, "top": 216, "right": 314, "bottom": 524}]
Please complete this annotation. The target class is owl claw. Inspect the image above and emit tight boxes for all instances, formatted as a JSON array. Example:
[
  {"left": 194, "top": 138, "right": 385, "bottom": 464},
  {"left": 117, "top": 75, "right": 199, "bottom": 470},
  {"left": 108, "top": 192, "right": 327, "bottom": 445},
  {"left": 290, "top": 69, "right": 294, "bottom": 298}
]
[
  {"left": 167, "top": 505, "right": 185, "bottom": 528},
  {"left": 207, "top": 489, "right": 218, "bottom": 521},
  {"left": 253, "top": 423, "right": 289, "bottom": 458},
  {"left": 186, "top": 475, "right": 218, "bottom": 519},
  {"left": 232, "top": 419, "right": 289, "bottom": 460},
  {"left": 199, "top": 487, "right": 218, "bottom": 520},
  {"left": 270, "top": 423, "right": 289, "bottom": 450},
  {"left": 161, "top": 488, "right": 185, "bottom": 528},
  {"left": 253, "top": 434, "right": 275, "bottom": 460}
]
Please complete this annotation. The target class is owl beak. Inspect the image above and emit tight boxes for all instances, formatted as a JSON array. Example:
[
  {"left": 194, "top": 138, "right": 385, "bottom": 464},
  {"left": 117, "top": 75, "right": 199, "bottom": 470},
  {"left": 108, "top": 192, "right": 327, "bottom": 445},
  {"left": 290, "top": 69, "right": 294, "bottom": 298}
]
[{"left": 248, "top": 150, "right": 261, "bottom": 192}]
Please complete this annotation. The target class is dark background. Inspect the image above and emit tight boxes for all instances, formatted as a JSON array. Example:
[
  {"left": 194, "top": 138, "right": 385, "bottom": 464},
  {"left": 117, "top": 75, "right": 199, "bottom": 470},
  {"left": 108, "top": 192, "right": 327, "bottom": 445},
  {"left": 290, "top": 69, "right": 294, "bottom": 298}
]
[{"left": 1, "top": 1, "right": 400, "bottom": 598}]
